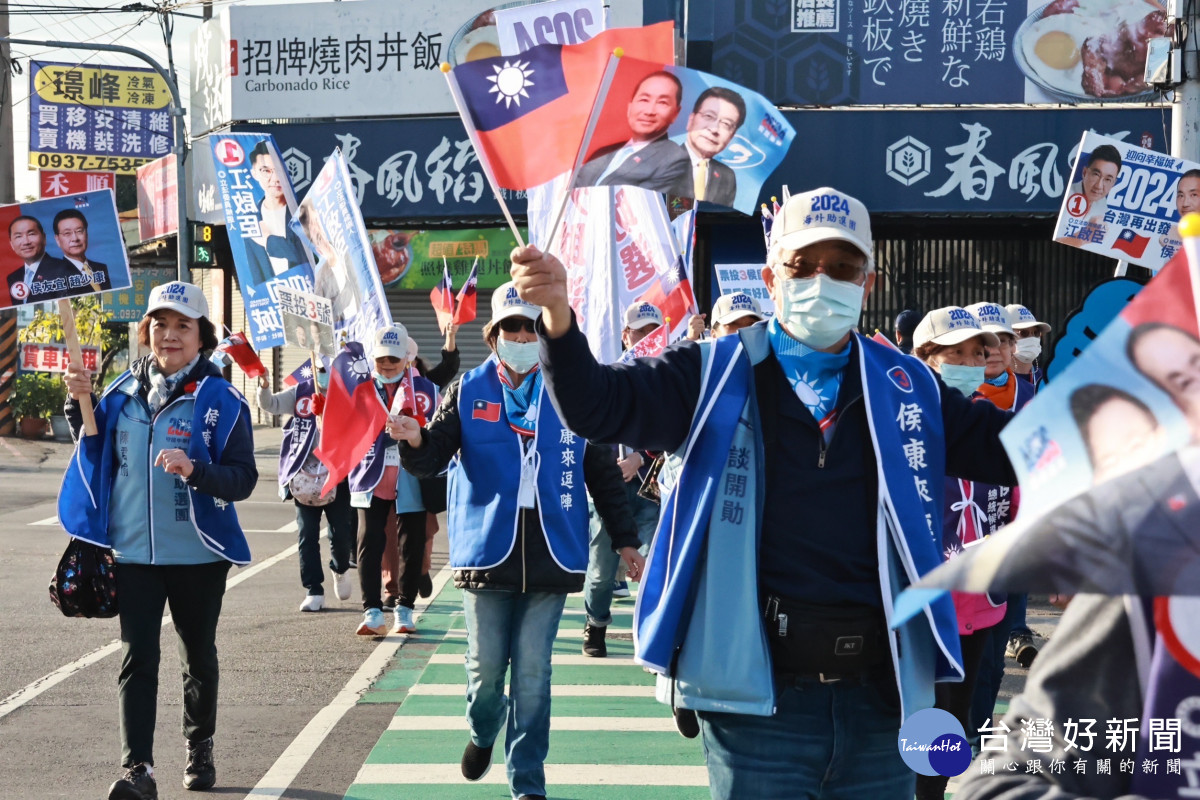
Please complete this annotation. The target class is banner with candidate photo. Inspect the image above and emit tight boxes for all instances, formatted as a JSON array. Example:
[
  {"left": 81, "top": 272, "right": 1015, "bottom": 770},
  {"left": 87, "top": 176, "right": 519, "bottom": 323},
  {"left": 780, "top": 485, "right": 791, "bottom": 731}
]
[
  {"left": 276, "top": 286, "right": 336, "bottom": 357},
  {"left": 1, "top": 189, "right": 131, "bottom": 309},
  {"left": 891, "top": 241, "right": 1200, "bottom": 608},
  {"left": 574, "top": 56, "right": 796, "bottom": 215},
  {"left": 292, "top": 149, "right": 392, "bottom": 361},
  {"left": 210, "top": 132, "right": 315, "bottom": 349},
  {"left": 1053, "top": 131, "right": 1199, "bottom": 273}
]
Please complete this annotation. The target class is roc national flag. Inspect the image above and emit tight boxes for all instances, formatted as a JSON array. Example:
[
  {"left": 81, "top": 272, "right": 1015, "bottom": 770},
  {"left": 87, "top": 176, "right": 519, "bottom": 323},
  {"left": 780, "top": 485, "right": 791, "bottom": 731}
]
[
  {"left": 452, "top": 260, "right": 479, "bottom": 326},
  {"left": 446, "top": 22, "right": 674, "bottom": 190},
  {"left": 313, "top": 341, "right": 388, "bottom": 496},
  {"left": 430, "top": 264, "right": 455, "bottom": 333}
]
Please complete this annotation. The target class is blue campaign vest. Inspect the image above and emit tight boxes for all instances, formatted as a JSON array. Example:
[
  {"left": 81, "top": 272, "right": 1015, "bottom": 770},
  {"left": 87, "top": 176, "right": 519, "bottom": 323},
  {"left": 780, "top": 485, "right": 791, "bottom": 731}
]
[
  {"left": 635, "top": 326, "right": 962, "bottom": 720},
  {"left": 348, "top": 374, "right": 437, "bottom": 506},
  {"left": 58, "top": 371, "right": 252, "bottom": 565},
  {"left": 448, "top": 357, "right": 588, "bottom": 572},
  {"left": 278, "top": 380, "right": 321, "bottom": 488}
]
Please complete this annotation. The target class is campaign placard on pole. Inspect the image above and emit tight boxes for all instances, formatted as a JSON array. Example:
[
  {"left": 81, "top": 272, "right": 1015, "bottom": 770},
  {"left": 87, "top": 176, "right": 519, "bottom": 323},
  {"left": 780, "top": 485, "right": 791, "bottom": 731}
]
[
  {"left": 293, "top": 149, "right": 392, "bottom": 359},
  {"left": 210, "top": 133, "right": 316, "bottom": 349},
  {"left": 0, "top": 189, "right": 132, "bottom": 308},
  {"left": 19, "top": 342, "right": 101, "bottom": 374},
  {"left": 714, "top": 264, "right": 775, "bottom": 318},
  {"left": 276, "top": 285, "right": 336, "bottom": 357},
  {"left": 1053, "top": 132, "right": 1200, "bottom": 272}
]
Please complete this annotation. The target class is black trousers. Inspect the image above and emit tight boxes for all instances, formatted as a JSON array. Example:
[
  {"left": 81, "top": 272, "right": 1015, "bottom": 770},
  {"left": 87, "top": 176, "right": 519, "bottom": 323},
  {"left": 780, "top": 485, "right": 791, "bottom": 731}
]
[
  {"left": 114, "top": 560, "right": 231, "bottom": 768},
  {"left": 295, "top": 478, "right": 356, "bottom": 595},
  {"left": 357, "top": 497, "right": 425, "bottom": 610},
  {"left": 915, "top": 628, "right": 991, "bottom": 800}
]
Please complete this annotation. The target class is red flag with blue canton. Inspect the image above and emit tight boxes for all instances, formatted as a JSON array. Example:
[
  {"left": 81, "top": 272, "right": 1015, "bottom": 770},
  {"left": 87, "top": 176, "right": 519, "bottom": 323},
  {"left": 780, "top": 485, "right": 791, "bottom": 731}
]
[
  {"left": 471, "top": 399, "right": 501, "bottom": 423},
  {"left": 313, "top": 341, "right": 387, "bottom": 496},
  {"left": 452, "top": 261, "right": 479, "bottom": 326},
  {"left": 284, "top": 358, "right": 316, "bottom": 387},
  {"left": 214, "top": 332, "right": 266, "bottom": 379},
  {"left": 449, "top": 22, "right": 674, "bottom": 190},
  {"left": 430, "top": 265, "right": 455, "bottom": 333},
  {"left": 1112, "top": 227, "right": 1150, "bottom": 259}
]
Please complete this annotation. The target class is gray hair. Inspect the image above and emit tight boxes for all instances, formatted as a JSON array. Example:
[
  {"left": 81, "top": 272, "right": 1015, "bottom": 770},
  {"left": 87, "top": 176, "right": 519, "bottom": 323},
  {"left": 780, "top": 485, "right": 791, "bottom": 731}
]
[{"left": 766, "top": 241, "right": 876, "bottom": 275}]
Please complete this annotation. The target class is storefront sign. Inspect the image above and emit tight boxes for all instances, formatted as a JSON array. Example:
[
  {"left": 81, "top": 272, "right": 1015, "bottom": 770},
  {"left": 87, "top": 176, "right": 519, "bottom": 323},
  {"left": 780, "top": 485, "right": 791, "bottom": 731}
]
[
  {"left": 102, "top": 266, "right": 178, "bottom": 322},
  {"left": 39, "top": 170, "right": 115, "bottom": 198},
  {"left": 368, "top": 227, "right": 527, "bottom": 289},
  {"left": 19, "top": 342, "right": 100, "bottom": 374},
  {"left": 137, "top": 154, "right": 179, "bottom": 241}
]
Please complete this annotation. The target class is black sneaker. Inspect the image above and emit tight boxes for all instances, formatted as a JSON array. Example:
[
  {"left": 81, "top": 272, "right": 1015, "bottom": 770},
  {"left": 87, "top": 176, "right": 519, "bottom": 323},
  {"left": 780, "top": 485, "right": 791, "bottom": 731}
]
[
  {"left": 418, "top": 573, "right": 434, "bottom": 599},
  {"left": 183, "top": 737, "right": 216, "bottom": 791},
  {"left": 108, "top": 763, "right": 157, "bottom": 800},
  {"left": 673, "top": 707, "right": 700, "bottom": 739},
  {"left": 1006, "top": 632, "right": 1039, "bottom": 668},
  {"left": 518, "top": 795, "right": 548, "bottom": 799},
  {"left": 583, "top": 623, "right": 607, "bottom": 658},
  {"left": 461, "top": 740, "right": 493, "bottom": 781}
]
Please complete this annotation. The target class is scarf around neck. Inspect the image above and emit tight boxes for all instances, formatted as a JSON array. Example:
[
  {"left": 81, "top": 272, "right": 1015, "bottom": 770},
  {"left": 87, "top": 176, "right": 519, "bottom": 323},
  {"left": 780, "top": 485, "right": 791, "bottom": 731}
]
[
  {"left": 497, "top": 361, "right": 542, "bottom": 438},
  {"left": 146, "top": 354, "right": 200, "bottom": 414},
  {"left": 976, "top": 369, "right": 1017, "bottom": 410},
  {"left": 767, "top": 317, "right": 851, "bottom": 438}
]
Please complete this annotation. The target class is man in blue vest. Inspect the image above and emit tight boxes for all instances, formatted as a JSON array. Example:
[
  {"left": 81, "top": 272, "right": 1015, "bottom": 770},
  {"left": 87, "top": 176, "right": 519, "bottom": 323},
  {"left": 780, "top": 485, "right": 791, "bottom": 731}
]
[{"left": 510, "top": 187, "right": 1017, "bottom": 799}]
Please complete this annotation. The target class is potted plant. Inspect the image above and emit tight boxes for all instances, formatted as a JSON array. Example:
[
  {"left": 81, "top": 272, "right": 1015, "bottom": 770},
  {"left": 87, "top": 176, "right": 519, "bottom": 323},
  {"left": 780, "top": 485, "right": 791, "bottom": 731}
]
[
  {"left": 46, "top": 378, "right": 71, "bottom": 441},
  {"left": 11, "top": 373, "right": 61, "bottom": 438}
]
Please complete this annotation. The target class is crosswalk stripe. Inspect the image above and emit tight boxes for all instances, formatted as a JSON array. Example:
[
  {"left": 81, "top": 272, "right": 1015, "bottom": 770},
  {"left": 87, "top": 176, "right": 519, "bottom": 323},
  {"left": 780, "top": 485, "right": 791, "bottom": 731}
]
[
  {"left": 407, "top": 683, "right": 656, "bottom": 697},
  {"left": 427, "top": 653, "right": 641, "bottom": 667},
  {"left": 29, "top": 515, "right": 59, "bottom": 526},
  {"left": 444, "top": 626, "right": 634, "bottom": 638},
  {"left": 387, "top": 715, "right": 676, "bottom": 732},
  {"left": 354, "top": 763, "right": 710, "bottom": 786}
]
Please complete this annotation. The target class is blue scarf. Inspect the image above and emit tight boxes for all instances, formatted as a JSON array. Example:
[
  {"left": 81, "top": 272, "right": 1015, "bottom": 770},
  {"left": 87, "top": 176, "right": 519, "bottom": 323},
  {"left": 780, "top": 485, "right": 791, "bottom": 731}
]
[
  {"left": 498, "top": 362, "right": 542, "bottom": 438},
  {"left": 767, "top": 318, "right": 851, "bottom": 440},
  {"left": 985, "top": 370, "right": 1010, "bottom": 387}
]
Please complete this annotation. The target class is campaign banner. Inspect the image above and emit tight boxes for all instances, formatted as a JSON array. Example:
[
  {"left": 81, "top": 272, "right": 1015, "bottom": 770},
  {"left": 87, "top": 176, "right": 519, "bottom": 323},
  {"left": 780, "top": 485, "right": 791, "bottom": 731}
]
[
  {"left": 19, "top": 342, "right": 101, "bottom": 374},
  {"left": 1052, "top": 132, "right": 1199, "bottom": 273},
  {"left": 210, "top": 132, "right": 316, "bottom": 349},
  {"left": 705, "top": 0, "right": 1165, "bottom": 105},
  {"left": 276, "top": 286, "right": 337, "bottom": 357},
  {"left": 714, "top": 263, "right": 775, "bottom": 318},
  {"left": 40, "top": 170, "right": 115, "bottom": 199},
  {"left": 137, "top": 154, "right": 179, "bottom": 241},
  {"left": 293, "top": 149, "right": 392, "bottom": 360},
  {"left": 495, "top": 0, "right": 607, "bottom": 55},
  {"left": 101, "top": 266, "right": 178, "bottom": 322},
  {"left": 575, "top": 56, "right": 796, "bottom": 215},
  {"left": 0, "top": 190, "right": 132, "bottom": 309},
  {"left": 367, "top": 227, "right": 526, "bottom": 289},
  {"left": 29, "top": 61, "right": 174, "bottom": 175}
]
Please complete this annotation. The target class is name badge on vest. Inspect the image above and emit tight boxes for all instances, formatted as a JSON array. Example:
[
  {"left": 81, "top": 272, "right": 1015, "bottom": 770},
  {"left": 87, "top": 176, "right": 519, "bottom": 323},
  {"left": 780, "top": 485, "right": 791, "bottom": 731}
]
[
  {"left": 384, "top": 444, "right": 401, "bottom": 468},
  {"left": 517, "top": 448, "right": 538, "bottom": 509}
]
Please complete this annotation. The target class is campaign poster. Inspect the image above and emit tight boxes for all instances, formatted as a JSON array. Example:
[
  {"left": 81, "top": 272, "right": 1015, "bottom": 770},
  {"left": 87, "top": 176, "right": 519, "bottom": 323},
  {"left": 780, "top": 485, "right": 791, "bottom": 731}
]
[
  {"left": 276, "top": 286, "right": 336, "bottom": 357},
  {"left": 714, "top": 263, "right": 775, "bottom": 318},
  {"left": 1053, "top": 131, "right": 1198, "bottom": 272},
  {"left": 495, "top": 0, "right": 607, "bottom": 55},
  {"left": 367, "top": 227, "right": 526, "bottom": 289},
  {"left": 293, "top": 149, "right": 392, "bottom": 360},
  {"left": 0, "top": 189, "right": 131, "bottom": 309},
  {"left": 210, "top": 132, "right": 316, "bottom": 349},
  {"left": 574, "top": 56, "right": 796, "bottom": 215}
]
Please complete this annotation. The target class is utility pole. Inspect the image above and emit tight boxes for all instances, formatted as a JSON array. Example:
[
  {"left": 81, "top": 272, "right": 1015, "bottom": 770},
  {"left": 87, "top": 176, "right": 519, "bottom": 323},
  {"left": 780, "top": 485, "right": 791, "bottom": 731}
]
[
  {"left": 1173, "top": 0, "right": 1200, "bottom": 164},
  {"left": 0, "top": 0, "right": 17, "bottom": 437}
]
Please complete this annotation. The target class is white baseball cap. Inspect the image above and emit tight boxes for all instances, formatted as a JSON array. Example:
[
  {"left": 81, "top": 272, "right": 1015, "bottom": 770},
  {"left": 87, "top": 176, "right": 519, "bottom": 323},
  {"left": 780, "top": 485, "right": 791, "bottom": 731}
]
[
  {"left": 373, "top": 323, "right": 410, "bottom": 359},
  {"left": 491, "top": 281, "right": 540, "bottom": 322},
  {"left": 965, "top": 302, "right": 1016, "bottom": 337},
  {"left": 769, "top": 187, "right": 873, "bottom": 261},
  {"left": 712, "top": 292, "right": 764, "bottom": 326},
  {"left": 624, "top": 301, "right": 663, "bottom": 329},
  {"left": 913, "top": 306, "right": 1000, "bottom": 348},
  {"left": 1005, "top": 304, "right": 1052, "bottom": 334},
  {"left": 144, "top": 281, "right": 209, "bottom": 320}
]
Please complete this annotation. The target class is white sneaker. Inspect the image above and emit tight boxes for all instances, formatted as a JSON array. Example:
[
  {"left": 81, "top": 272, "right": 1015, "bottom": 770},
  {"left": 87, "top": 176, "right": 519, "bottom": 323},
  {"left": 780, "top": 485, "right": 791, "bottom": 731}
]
[
  {"left": 299, "top": 594, "right": 324, "bottom": 612},
  {"left": 333, "top": 571, "right": 352, "bottom": 601},
  {"left": 356, "top": 608, "right": 389, "bottom": 636},
  {"left": 393, "top": 605, "right": 416, "bottom": 634}
]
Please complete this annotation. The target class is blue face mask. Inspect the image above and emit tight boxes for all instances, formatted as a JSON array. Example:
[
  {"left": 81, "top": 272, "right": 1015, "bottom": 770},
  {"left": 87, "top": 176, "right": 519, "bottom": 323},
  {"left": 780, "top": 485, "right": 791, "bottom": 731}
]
[
  {"left": 316, "top": 372, "right": 329, "bottom": 391},
  {"left": 939, "top": 364, "right": 985, "bottom": 397},
  {"left": 775, "top": 274, "right": 865, "bottom": 350},
  {"left": 374, "top": 370, "right": 403, "bottom": 384},
  {"left": 496, "top": 339, "right": 540, "bottom": 374}
]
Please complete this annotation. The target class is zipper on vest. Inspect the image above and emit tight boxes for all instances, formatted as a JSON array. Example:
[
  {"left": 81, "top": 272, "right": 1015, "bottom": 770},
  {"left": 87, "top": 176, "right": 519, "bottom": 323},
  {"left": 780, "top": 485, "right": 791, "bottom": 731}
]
[
  {"left": 819, "top": 394, "right": 863, "bottom": 468},
  {"left": 521, "top": 512, "right": 527, "bottom": 592},
  {"left": 817, "top": 442, "right": 827, "bottom": 469}
]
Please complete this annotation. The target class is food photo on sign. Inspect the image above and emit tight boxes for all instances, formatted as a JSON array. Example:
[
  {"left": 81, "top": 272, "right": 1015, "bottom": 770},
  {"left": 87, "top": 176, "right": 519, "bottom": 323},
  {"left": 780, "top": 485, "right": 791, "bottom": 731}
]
[{"left": 0, "top": 189, "right": 131, "bottom": 309}]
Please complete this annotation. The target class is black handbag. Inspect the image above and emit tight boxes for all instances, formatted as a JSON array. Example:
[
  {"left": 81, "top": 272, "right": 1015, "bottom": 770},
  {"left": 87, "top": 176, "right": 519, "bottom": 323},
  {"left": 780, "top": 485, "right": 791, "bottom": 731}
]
[{"left": 49, "top": 537, "right": 119, "bottom": 619}]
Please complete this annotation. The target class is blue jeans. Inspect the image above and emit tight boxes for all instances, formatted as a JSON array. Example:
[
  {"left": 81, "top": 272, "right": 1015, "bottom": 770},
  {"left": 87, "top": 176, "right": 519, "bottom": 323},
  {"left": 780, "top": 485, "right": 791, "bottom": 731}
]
[
  {"left": 698, "top": 672, "right": 913, "bottom": 800},
  {"left": 463, "top": 588, "right": 567, "bottom": 799},
  {"left": 583, "top": 482, "right": 659, "bottom": 626}
]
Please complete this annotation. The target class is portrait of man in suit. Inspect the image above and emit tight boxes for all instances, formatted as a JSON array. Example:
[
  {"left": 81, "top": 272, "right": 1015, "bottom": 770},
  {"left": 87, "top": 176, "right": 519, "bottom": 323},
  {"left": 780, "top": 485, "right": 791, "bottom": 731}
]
[
  {"left": 44, "top": 208, "right": 111, "bottom": 300},
  {"left": 680, "top": 86, "right": 746, "bottom": 207},
  {"left": 5, "top": 215, "right": 70, "bottom": 305},
  {"left": 575, "top": 70, "right": 691, "bottom": 195},
  {"left": 243, "top": 140, "right": 309, "bottom": 285}
]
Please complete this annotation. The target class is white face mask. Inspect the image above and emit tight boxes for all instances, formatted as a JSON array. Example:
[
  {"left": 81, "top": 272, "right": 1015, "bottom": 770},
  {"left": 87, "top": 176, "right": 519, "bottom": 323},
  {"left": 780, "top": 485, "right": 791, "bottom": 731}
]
[
  {"left": 775, "top": 273, "right": 865, "bottom": 350},
  {"left": 939, "top": 363, "right": 986, "bottom": 397},
  {"left": 496, "top": 339, "right": 540, "bottom": 374},
  {"left": 1014, "top": 337, "right": 1042, "bottom": 363},
  {"left": 374, "top": 369, "right": 403, "bottom": 384}
]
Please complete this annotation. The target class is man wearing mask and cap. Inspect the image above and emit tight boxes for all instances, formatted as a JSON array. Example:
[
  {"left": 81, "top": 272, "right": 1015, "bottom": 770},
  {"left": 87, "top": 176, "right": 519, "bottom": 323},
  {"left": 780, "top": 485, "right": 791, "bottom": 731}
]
[
  {"left": 509, "top": 187, "right": 1016, "bottom": 799},
  {"left": 1006, "top": 304, "right": 1051, "bottom": 388},
  {"left": 685, "top": 292, "right": 766, "bottom": 341}
]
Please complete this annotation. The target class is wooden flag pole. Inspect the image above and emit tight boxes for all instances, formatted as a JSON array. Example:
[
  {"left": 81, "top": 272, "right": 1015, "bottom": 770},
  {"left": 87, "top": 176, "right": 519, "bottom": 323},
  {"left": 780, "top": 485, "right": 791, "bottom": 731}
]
[
  {"left": 58, "top": 298, "right": 98, "bottom": 436},
  {"left": 441, "top": 63, "right": 527, "bottom": 249}
]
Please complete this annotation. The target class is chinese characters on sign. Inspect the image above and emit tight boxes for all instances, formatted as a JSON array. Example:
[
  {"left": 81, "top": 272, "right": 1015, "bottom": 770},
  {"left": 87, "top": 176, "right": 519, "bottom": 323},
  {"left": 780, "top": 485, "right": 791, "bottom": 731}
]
[
  {"left": 19, "top": 342, "right": 100, "bottom": 374},
  {"left": 39, "top": 170, "right": 115, "bottom": 198},
  {"left": 275, "top": 285, "right": 336, "bottom": 356},
  {"left": 29, "top": 61, "right": 175, "bottom": 175},
  {"left": 102, "top": 266, "right": 178, "bottom": 322}
]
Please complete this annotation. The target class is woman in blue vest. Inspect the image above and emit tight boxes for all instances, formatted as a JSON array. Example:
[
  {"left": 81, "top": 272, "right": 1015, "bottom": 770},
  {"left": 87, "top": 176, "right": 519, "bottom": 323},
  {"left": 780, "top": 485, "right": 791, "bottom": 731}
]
[
  {"left": 61, "top": 281, "right": 257, "bottom": 800},
  {"left": 396, "top": 283, "right": 642, "bottom": 800}
]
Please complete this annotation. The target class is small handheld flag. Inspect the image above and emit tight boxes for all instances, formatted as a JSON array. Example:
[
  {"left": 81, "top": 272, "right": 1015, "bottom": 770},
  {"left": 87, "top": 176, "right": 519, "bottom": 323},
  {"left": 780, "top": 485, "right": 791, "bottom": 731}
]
[
  {"left": 452, "top": 258, "right": 480, "bottom": 326},
  {"left": 430, "top": 261, "right": 455, "bottom": 333}
]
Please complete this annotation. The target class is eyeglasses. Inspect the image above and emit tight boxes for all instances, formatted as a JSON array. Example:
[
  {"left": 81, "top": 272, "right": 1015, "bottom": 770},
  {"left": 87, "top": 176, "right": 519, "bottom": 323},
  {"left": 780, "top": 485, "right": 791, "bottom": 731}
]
[
  {"left": 776, "top": 255, "right": 867, "bottom": 284},
  {"left": 1016, "top": 329, "right": 1041, "bottom": 339},
  {"left": 695, "top": 110, "right": 738, "bottom": 135},
  {"left": 375, "top": 356, "right": 402, "bottom": 364},
  {"left": 499, "top": 317, "right": 536, "bottom": 334}
]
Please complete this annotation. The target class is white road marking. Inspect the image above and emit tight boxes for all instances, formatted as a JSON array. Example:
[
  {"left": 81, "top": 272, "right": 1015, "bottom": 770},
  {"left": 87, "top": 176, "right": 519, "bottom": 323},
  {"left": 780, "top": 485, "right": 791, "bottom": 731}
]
[
  {"left": 427, "top": 653, "right": 638, "bottom": 666},
  {"left": 406, "top": 683, "right": 655, "bottom": 697},
  {"left": 0, "top": 543, "right": 299, "bottom": 722},
  {"left": 243, "top": 565, "right": 453, "bottom": 799},
  {"left": 354, "top": 763, "right": 709, "bottom": 786},
  {"left": 29, "top": 516, "right": 60, "bottom": 526},
  {"left": 388, "top": 715, "right": 675, "bottom": 732}
]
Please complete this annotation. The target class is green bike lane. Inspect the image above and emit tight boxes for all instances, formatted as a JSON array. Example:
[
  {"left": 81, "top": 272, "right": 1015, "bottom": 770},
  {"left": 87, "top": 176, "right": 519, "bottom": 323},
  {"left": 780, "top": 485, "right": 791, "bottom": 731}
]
[{"left": 344, "top": 583, "right": 710, "bottom": 800}]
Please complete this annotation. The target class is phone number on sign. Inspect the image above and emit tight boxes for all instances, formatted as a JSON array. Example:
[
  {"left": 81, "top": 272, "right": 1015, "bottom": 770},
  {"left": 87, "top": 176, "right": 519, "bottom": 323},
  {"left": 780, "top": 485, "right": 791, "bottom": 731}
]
[{"left": 29, "top": 152, "right": 155, "bottom": 174}]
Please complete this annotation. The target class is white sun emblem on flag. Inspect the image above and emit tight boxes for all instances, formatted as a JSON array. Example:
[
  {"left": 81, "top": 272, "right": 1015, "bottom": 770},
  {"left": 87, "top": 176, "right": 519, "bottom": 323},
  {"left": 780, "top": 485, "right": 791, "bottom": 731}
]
[
  {"left": 487, "top": 60, "right": 535, "bottom": 107},
  {"left": 350, "top": 356, "right": 370, "bottom": 379}
]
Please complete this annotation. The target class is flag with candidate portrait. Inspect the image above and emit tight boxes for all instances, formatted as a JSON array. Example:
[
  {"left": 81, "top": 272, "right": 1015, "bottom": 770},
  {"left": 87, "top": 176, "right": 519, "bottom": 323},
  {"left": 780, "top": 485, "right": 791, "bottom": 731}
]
[{"left": 893, "top": 226, "right": 1200, "bottom": 619}]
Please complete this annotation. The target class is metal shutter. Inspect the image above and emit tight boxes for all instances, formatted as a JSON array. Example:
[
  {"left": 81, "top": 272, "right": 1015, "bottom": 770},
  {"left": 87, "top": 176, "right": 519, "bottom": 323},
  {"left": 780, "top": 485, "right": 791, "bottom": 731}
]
[{"left": 386, "top": 286, "right": 497, "bottom": 381}]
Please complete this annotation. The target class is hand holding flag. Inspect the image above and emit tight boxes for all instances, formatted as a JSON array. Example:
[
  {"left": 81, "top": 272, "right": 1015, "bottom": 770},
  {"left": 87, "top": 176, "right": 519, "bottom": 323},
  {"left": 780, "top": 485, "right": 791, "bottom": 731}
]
[
  {"left": 452, "top": 259, "right": 480, "bottom": 326},
  {"left": 430, "top": 262, "right": 455, "bottom": 333},
  {"left": 313, "top": 342, "right": 388, "bottom": 496},
  {"left": 214, "top": 332, "right": 267, "bottom": 379}
]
